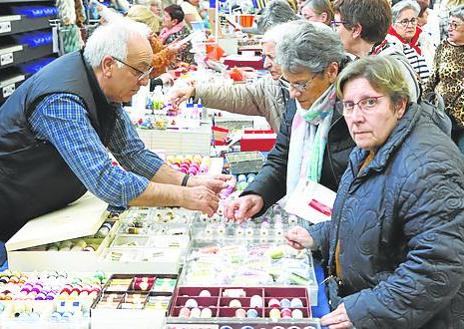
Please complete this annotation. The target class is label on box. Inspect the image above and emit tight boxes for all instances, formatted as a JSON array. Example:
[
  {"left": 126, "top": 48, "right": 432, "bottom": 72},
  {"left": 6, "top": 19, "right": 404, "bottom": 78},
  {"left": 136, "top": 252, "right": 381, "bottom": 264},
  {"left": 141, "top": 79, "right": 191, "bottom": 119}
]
[
  {"left": 2, "top": 83, "right": 15, "bottom": 98},
  {"left": 285, "top": 180, "right": 336, "bottom": 224},
  {"left": 0, "top": 21, "right": 12, "bottom": 34},
  {"left": 0, "top": 52, "right": 14, "bottom": 66}
]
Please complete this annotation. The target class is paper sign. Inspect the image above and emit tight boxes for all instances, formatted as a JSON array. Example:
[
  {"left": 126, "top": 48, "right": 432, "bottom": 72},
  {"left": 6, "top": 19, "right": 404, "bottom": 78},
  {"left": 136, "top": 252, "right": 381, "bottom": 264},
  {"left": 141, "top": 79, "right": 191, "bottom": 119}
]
[{"left": 284, "top": 180, "right": 336, "bottom": 224}]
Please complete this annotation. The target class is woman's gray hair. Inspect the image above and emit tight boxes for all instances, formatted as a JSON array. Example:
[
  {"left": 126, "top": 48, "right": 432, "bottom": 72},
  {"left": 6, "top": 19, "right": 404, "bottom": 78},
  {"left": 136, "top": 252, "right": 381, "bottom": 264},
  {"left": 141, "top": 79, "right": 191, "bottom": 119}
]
[
  {"left": 83, "top": 19, "right": 150, "bottom": 69},
  {"left": 450, "top": 4, "right": 464, "bottom": 21},
  {"left": 262, "top": 21, "right": 293, "bottom": 44},
  {"left": 256, "top": 0, "right": 299, "bottom": 33},
  {"left": 392, "top": 0, "right": 420, "bottom": 23},
  {"left": 275, "top": 21, "right": 345, "bottom": 74}
]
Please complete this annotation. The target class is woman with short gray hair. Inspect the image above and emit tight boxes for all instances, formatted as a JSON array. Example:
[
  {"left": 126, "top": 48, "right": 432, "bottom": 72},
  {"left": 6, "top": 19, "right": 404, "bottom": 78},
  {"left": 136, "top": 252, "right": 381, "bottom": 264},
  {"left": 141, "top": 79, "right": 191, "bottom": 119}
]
[
  {"left": 385, "top": 0, "right": 435, "bottom": 81},
  {"left": 225, "top": 21, "right": 354, "bottom": 222}
]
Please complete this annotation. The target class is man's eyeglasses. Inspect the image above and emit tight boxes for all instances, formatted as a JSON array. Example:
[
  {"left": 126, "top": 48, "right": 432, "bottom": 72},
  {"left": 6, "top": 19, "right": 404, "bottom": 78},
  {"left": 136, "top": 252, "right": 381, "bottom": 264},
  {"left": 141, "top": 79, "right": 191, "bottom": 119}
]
[
  {"left": 279, "top": 74, "right": 319, "bottom": 93},
  {"left": 335, "top": 96, "right": 384, "bottom": 116},
  {"left": 112, "top": 57, "right": 153, "bottom": 82},
  {"left": 448, "top": 21, "right": 464, "bottom": 31},
  {"left": 396, "top": 17, "right": 418, "bottom": 28}
]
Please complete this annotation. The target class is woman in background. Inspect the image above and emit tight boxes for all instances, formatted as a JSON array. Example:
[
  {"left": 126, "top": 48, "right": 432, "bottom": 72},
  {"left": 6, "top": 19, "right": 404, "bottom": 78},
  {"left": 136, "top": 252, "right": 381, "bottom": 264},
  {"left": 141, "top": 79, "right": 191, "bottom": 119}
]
[
  {"left": 424, "top": 5, "right": 464, "bottom": 152},
  {"left": 301, "top": 0, "right": 333, "bottom": 25},
  {"left": 159, "top": 5, "right": 194, "bottom": 65}
]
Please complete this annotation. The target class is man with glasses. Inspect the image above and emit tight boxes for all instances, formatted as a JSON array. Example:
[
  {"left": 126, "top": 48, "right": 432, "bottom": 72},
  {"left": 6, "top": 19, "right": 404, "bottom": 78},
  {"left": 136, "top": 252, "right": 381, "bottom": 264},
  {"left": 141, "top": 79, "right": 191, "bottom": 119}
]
[{"left": 0, "top": 20, "right": 228, "bottom": 260}]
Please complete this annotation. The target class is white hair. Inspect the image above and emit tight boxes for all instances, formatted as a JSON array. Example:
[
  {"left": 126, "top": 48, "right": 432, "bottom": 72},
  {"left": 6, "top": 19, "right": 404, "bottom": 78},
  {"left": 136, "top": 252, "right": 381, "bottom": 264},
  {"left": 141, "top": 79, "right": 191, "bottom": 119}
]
[
  {"left": 83, "top": 19, "right": 150, "bottom": 68},
  {"left": 262, "top": 21, "right": 297, "bottom": 44},
  {"left": 392, "top": 0, "right": 421, "bottom": 22}
]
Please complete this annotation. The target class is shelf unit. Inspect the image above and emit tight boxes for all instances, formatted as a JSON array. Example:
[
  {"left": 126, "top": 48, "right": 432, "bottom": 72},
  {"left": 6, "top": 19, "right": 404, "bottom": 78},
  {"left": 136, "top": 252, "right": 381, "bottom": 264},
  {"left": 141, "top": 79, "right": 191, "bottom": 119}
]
[{"left": 0, "top": 1, "right": 58, "bottom": 104}]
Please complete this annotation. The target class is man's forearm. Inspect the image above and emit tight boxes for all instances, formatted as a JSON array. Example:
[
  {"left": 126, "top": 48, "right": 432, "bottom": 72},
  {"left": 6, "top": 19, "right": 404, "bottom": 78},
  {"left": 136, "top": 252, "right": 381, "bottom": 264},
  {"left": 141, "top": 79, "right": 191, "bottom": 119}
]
[
  {"left": 128, "top": 181, "right": 185, "bottom": 207},
  {"left": 151, "top": 163, "right": 185, "bottom": 185}
]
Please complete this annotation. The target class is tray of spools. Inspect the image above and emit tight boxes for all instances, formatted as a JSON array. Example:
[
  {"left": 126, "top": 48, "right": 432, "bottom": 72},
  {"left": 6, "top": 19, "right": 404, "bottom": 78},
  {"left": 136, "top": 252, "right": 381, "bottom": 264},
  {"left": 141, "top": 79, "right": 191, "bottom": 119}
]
[
  {"left": 0, "top": 269, "right": 106, "bottom": 328},
  {"left": 5, "top": 194, "right": 193, "bottom": 274},
  {"left": 90, "top": 273, "right": 179, "bottom": 329},
  {"left": 166, "top": 286, "right": 321, "bottom": 329},
  {"left": 179, "top": 208, "right": 319, "bottom": 305}
]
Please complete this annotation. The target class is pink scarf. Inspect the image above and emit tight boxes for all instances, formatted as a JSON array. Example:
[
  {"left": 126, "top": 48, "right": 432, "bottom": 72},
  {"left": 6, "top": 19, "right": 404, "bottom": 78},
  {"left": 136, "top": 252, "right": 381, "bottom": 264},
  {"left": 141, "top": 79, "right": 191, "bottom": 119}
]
[{"left": 159, "top": 21, "right": 186, "bottom": 44}]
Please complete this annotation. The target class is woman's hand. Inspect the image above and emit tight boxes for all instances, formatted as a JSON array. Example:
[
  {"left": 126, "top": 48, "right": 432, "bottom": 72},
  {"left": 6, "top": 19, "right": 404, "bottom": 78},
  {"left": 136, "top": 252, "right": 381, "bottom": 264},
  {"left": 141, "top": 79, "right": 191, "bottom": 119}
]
[
  {"left": 320, "top": 303, "right": 354, "bottom": 329},
  {"left": 285, "top": 226, "right": 314, "bottom": 250}
]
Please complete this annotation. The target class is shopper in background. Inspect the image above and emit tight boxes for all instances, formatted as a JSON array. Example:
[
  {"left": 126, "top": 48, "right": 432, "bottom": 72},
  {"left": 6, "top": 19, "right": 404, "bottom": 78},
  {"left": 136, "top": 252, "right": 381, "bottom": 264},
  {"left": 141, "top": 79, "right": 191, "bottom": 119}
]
[
  {"left": 286, "top": 56, "right": 464, "bottom": 329},
  {"left": 225, "top": 21, "right": 354, "bottom": 221},
  {"left": 438, "top": 0, "right": 464, "bottom": 40},
  {"left": 301, "top": 0, "right": 334, "bottom": 25},
  {"left": 127, "top": 4, "right": 161, "bottom": 33},
  {"left": 385, "top": 0, "right": 431, "bottom": 82},
  {"left": 331, "top": 0, "right": 421, "bottom": 102},
  {"left": 180, "top": 0, "right": 202, "bottom": 28},
  {"left": 168, "top": 21, "right": 297, "bottom": 132},
  {"left": 159, "top": 5, "right": 194, "bottom": 65},
  {"left": 0, "top": 21, "right": 229, "bottom": 256},
  {"left": 416, "top": 0, "right": 441, "bottom": 47},
  {"left": 424, "top": 5, "right": 464, "bottom": 152},
  {"left": 255, "top": 0, "right": 300, "bottom": 33},
  {"left": 148, "top": 0, "right": 163, "bottom": 17}
]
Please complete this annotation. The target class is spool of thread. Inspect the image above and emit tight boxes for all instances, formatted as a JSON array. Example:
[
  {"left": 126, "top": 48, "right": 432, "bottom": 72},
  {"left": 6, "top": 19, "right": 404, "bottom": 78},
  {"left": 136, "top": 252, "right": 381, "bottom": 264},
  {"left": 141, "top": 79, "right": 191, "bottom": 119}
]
[
  {"left": 190, "top": 307, "right": 201, "bottom": 318},
  {"left": 199, "top": 290, "right": 211, "bottom": 297},
  {"left": 280, "top": 298, "right": 291, "bottom": 308},
  {"left": 268, "top": 298, "right": 280, "bottom": 308},
  {"left": 185, "top": 298, "right": 198, "bottom": 308},
  {"left": 179, "top": 307, "right": 190, "bottom": 318},
  {"left": 290, "top": 298, "right": 303, "bottom": 308},
  {"left": 292, "top": 309, "right": 304, "bottom": 319},
  {"left": 229, "top": 299, "right": 242, "bottom": 308},
  {"left": 200, "top": 307, "right": 212, "bottom": 318},
  {"left": 281, "top": 307, "right": 292, "bottom": 319},
  {"left": 246, "top": 308, "right": 259, "bottom": 318},
  {"left": 250, "top": 295, "right": 263, "bottom": 308},
  {"left": 269, "top": 308, "right": 281, "bottom": 320},
  {"left": 235, "top": 308, "right": 246, "bottom": 318}
]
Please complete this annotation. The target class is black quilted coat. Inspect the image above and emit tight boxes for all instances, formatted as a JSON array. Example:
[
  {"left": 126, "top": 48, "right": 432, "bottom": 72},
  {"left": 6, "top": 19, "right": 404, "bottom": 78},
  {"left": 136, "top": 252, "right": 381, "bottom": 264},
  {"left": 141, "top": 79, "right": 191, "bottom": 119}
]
[{"left": 309, "top": 103, "right": 464, "bottom": 329}]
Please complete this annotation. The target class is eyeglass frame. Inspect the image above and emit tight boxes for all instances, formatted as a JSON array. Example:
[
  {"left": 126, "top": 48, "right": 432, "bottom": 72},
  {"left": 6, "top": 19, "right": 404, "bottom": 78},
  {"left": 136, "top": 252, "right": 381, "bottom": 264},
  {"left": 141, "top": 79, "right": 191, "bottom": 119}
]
[
  {"left": 279, "top": 73, "right": 320, "bottom": 93},
  {"left": 112, "top": 57, "right": 153, "bottom": 82},
  {"left": 448, "top": 20, "right": 464, "bottom": 31},
  {"left": 330, "top": 19, "right": 351, "bottom": 29},
  {"left": 395, "top": 17, "right": 418, "bottom": 28},
  {"left": 335, "top": 96, "right": 384, "bottom": 116}
]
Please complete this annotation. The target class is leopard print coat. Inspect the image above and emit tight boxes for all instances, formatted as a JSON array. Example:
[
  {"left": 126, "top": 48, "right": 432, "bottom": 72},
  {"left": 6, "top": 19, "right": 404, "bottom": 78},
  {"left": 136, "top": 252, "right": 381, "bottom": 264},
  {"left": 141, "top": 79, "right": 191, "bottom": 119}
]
[{"left": 424, "top": 40, "right": 464, "bottom": 128}]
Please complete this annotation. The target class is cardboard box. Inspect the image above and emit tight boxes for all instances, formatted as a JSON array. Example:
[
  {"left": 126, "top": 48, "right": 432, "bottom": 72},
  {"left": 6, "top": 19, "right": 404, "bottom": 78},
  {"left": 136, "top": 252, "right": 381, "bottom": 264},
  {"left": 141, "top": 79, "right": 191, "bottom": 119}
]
[{"left": 6, "top": 194, "right": 185, "bottom": 274}]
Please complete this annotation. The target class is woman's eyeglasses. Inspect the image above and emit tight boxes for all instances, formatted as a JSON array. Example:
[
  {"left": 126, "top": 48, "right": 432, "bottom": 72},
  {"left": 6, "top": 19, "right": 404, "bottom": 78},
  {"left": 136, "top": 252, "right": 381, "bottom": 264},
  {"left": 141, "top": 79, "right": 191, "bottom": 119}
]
[
  {"left": 335, "top": 96, "right": 384, "bottom": 116},
  {"left": 396, "top": 17, "right": 418, "bottom": 28},
  {"left": 448, "top": 21, "right": 464, "bottom": 31},
  {"left": 279, "top": 74, "right": 319, "bottom": 93},
  {"left": 112, "top": 57, "right": 153, "bottom": 82}
]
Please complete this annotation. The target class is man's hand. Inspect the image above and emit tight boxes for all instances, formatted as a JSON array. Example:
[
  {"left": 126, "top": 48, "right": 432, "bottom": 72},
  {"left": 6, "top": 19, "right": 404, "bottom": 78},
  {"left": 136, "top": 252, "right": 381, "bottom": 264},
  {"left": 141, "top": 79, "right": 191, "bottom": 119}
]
[
  {"left": 159, "top": 72, "right": 174, "bottom": 86},
  {"left": 223, "top": 194, "right": 264, "bottom": 223},
  {"left": 168, "top": 85, "right": 195, "bottom": 107},
  {"left": 320, "top": 303, "right": 354, "bottom": 329},
  {"left": 188, "top": 174, "right": 231, "bottom": 193},
  {"left": 285, "top": 226, "right": 314, "bottom": 250},
  {"left": 180, "top": 186, "right": 219, "bottom": 216}
]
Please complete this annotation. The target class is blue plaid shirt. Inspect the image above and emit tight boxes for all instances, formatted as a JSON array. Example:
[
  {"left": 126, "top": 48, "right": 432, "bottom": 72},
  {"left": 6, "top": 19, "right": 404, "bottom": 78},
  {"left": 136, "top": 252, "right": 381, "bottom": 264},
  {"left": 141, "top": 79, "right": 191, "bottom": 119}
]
[{"left": 29, "top": 93, "right": 164, "bottom": 207}]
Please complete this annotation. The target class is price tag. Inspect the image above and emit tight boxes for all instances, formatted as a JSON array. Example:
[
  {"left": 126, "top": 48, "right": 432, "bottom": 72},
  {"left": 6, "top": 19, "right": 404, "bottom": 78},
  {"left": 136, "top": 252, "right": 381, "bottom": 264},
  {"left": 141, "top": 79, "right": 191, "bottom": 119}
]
[
  {"left": 0, "top": 53, "right": 14, "bottom": 66},
  {"left": 0, "top": 21, "right": 12, "bottom": 34},
  {"left": 2, "top": 83, "right": 15, "bottom": 98}
]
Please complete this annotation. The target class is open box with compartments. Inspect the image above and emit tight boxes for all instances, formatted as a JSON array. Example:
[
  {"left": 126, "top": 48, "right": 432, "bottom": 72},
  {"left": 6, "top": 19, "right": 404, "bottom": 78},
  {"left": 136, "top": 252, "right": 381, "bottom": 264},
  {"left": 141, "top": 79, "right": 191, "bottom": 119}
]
[
  {"left": 90, "top": 273, "right": 178, "bottom": 329},
  {"left": 6, "top": 194, "right": 190, "bottom": 274},
  {"left": 166, "top": 286, "right": 321, "bottom": 329}
]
